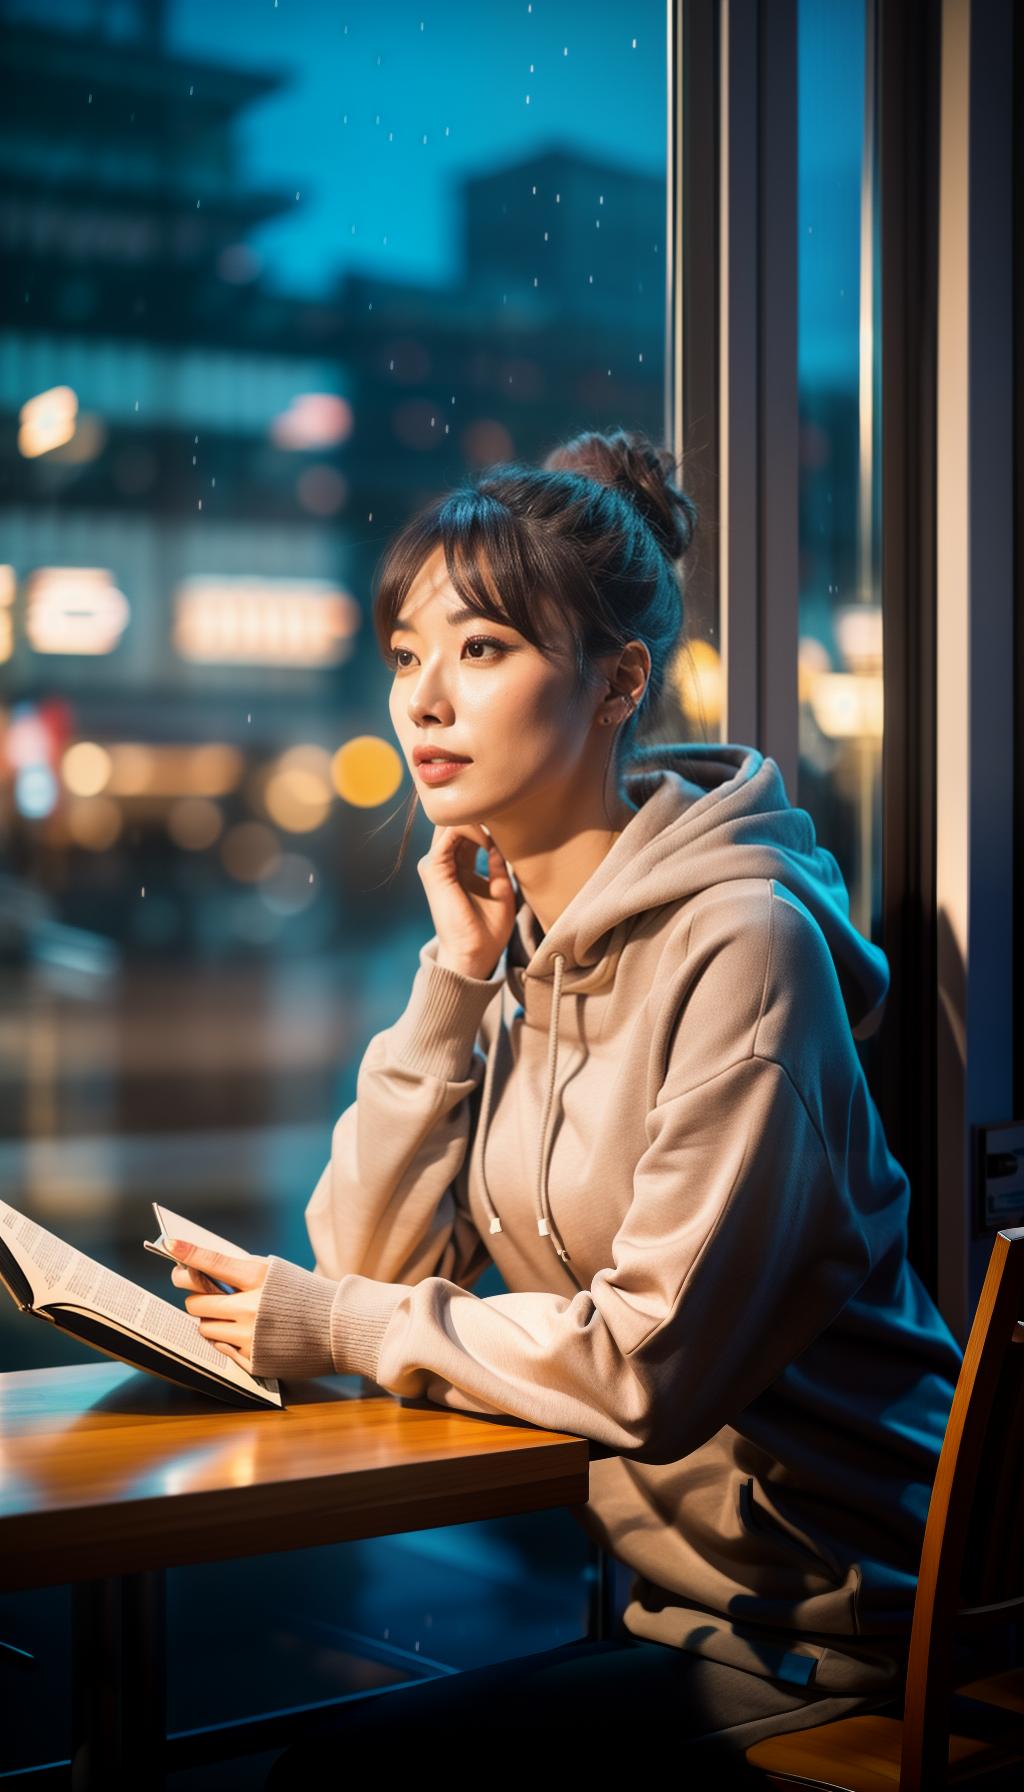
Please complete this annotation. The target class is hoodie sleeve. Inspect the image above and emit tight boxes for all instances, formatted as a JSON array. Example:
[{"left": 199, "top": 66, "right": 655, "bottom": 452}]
[
  {"left": 248, "top": 937, "right": 505, "bottom": 1381},
  {"left": 254, "top": 1052, "right": 872, "bottom": 1455}
]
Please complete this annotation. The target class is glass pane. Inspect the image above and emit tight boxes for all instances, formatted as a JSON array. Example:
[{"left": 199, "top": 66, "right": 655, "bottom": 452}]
[
  {"left": 0, "top": 0, "right": 667, "bottom": 1769},
  {"left": 796, "top": 0, "right": 882, "bottom": 948},
  {"left": 0, "top": 0, "right": 668, "bottom": 1331}
]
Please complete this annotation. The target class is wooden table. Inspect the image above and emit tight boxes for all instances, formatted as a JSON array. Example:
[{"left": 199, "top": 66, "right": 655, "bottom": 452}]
[{"left": 0, "top": 1361, "right": 593, "bottom": 1789}]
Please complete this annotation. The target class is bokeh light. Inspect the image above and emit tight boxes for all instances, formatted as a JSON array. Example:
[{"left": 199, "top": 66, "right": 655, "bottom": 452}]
[
  {"left": 65, "top": 795, "right": 123, "bottom": 851},
  {"left": 331, "top": 735, "right": 405, "bottom": 808},
  {"left": 671, "top": 637, "right": 722, "bottom": 732},
  {"left": 108, "top": 744, "right": 154, "bottom": 796},
  {"left": 166, "top": 797, "right": 223, "bottom": 852},
  {"left": 270, "top": 392, "right": 353, "bottom": 450},
  {"left": 18, "top": 384, "right": 77, "bottom": 457},
  {"left": 62, "top": 740, "right": 112, "bottom": 797},
  {"left": 798, "top": 635, "right": 832, "bottom": 704},
  {"left": 190, "top": 744, "right": 245, "bottom": 798},
  {"left": 262, "top": 744, "right": 333, "bottom": 833},
  {"left": 15, "top": 764, "right": 58, "bottom": 819},
  {"left": 25, "top": 567, "right": 130, "bottom": 656},
  {"left": 220, "top": 821, "right": 283, "bottom": 883}
]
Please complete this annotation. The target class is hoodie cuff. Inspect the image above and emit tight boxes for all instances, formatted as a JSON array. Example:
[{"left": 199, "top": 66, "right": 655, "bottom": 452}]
[
  {"left": 249, "top": 1256, "right": 410, "bottom": 1385},
  {"left": 327, "top": 1274, "right": 409, "bottom": 1382},
  {"left": 249, "top": 1254, "right": 339, "bottom": 1381},
  {"left": 388, "top": 937, "right": 506, "bottom": 1080}
]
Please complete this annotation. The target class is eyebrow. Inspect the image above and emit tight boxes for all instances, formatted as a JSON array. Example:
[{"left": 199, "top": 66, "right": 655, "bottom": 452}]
[{"left": 391, "top": 605, "right": 507, "bottom": 635}]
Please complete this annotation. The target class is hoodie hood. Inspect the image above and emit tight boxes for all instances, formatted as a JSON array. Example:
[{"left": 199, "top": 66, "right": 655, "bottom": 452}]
[{"left": 474, "top": 741, "right": 890, "bottom": 1274}]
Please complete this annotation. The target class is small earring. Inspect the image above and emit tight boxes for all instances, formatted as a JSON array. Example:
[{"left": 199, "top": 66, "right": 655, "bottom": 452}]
[{"left": 605, "top": 699, "right": 634, "bottom": 726}]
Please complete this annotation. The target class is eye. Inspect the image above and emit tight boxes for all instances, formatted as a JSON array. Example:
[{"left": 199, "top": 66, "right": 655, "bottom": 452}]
[
  {"left": 464, "top": 635, "right": 506, "bottom": 660},
  {"left": 389, "top": 634, "right": 508, "bottom": 670}
]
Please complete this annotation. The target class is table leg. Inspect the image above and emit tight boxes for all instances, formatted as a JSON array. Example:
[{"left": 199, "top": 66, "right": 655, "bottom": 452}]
[
  {"left": 71, "top": 1569, "right": 167, "bottom": 1791},
  {"left": 587, "top": 1540, "right": 619, "bottom": 1640}
]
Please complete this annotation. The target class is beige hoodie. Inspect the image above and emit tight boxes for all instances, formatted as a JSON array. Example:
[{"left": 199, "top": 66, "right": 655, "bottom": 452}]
[{"left": 251, "top": 742, "right": 963, "bottom": 1696}]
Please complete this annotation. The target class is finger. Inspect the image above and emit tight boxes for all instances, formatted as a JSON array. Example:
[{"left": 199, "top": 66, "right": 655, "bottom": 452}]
[
  {"left": 435, "top": 822, "right": 487, "bottom": 842},
  {"left": 215, "top": 1341, "right": 254, "bottom": 1375},
  {"left": 196, "top": 1320, "right": 246, "bottom": 1343},
  {"left": 172, "top": 1265, "right": 216, "bottom": 1291},
  {"left": 448, "top": 832, "right": 504, "bottom": 884},
  {"left": 167, "top": 1242, "right": 257, "bottom": 1289},
  {"left": 184, "top": 1293, "right": 237, "bottom": 1316},
  {"left": 196, "top": 1270, "right": 227, "bottom": 1294},
  {"left": 469, "top": 848, "right": 511, "bottom": 896},
  {"left": 438, "top": 822, "right": 492, "bottom": 855},
  {"left": 440, "top": 832, "right": 482, "bottom": 870}
]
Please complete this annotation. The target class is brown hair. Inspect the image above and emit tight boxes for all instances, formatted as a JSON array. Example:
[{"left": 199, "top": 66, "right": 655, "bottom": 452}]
[{"left": 371, "top": 426, "right": 699, "bottom": 875}]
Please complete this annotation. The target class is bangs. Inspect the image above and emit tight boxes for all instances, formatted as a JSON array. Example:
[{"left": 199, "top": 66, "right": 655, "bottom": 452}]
[{"left": 372, "top": 473, "right": 569, "bottom": 664}]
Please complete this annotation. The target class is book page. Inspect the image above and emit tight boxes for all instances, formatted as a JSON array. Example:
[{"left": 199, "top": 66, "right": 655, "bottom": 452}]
[
  {"left": 0, "top": 1199, "right": 279, "bottom": 1402},
  {"left": 148, "top": 1202, "right": 256, "bottom": 1263}
]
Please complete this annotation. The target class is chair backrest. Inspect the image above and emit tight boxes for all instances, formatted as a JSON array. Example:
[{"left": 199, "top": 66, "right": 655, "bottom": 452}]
[{"left": 900, "top": 1225, "right": 1024, "bottom": 1791}]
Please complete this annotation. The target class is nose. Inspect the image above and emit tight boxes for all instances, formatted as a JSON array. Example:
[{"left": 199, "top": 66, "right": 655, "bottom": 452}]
[{"left": 408, "top": 681, "right": 455, "bottom": 727}]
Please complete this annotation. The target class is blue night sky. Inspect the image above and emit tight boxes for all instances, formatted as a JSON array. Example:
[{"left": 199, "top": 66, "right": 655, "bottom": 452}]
[
  {"left": 797, "top": 0, "right": 865, "bottom": 385},
  {"left": 169, "top": 0, "right": 669, "bottom": 298},
  {"left": 13, "top": 0, "right": 863, "bottom": 382},
  {"left": 167, "top": 0, "right": 863, "bottom": 386}
]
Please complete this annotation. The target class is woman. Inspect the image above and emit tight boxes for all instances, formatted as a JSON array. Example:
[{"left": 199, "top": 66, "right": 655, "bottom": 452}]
[{"left": 167, "top": 430, "right": 963, "bottom": 1772}]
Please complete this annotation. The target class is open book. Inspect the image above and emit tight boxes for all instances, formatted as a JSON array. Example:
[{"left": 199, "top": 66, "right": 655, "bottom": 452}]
[{"left": 0, "top": 1199, "right": 283, "bottom": 1409}]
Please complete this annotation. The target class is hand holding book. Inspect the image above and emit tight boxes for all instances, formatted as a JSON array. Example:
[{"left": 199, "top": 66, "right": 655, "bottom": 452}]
[
  {"left": 165, "top": 1238, "right": 270, "bottom": 1378},
  {"left": 0, "top": 1197, "right": 285, "bottom": 1408}
]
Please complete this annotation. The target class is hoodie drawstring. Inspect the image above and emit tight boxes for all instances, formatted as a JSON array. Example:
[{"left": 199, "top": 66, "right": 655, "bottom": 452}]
[
  {"left": 476, "top": 981, "right": 506, "bottom": 1237},
  {"left": 476, "top": 951, "right": 578, "bottom": 1279},
  {"left": 535, "top": 952, "right": 574, "bottom": 1267}
]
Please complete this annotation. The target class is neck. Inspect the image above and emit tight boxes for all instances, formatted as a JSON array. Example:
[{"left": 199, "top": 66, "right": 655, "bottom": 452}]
[{"left": 504, "top": 794, "right": 639, "bottom": 936}]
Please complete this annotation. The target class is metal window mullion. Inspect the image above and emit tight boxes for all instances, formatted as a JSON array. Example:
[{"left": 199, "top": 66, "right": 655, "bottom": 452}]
[
  {"left": 757, "top": 1, "right": 799, "bottom": 793},
  {"left": 875, "top": 0, "right": 941, "bottom": 1300},
  {"left": 669, "top": 0, "right": 720, "bottom": 661},
  {"left": 935, "top": 0, "right": 1015, "bottom": 1338},
  {"left": 718, "top": 0, "right": 799, "bottom": 793}
]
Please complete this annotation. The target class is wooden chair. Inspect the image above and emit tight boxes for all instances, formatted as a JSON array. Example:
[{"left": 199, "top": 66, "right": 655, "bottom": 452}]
[{"left": 746, "top": 1225, "right": 1024, "bottom": 1790}]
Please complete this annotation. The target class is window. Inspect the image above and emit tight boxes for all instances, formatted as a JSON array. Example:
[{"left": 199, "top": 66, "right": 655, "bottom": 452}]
[{"left": 796, "top": 0, "right": 881, "bottom": 944}]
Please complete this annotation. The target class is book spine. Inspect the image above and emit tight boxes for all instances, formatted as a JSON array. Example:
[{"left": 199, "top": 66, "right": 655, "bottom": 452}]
[{"left": 0, "top": 1235, "right": 34, "bottom": 1311}]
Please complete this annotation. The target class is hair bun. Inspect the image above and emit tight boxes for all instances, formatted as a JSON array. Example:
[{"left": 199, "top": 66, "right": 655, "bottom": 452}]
[{"left": 544, "top": 427, "right": 697, "bottom": 562}]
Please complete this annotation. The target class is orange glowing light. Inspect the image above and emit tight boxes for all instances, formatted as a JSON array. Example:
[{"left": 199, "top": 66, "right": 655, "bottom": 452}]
[{"left": 331, "top": 735, "right": 405, "bottom": 808}]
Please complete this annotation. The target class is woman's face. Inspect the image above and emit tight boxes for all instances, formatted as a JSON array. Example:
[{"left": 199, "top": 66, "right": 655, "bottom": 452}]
[{"left": 387, "top": 545, "right": 596, "bottom": 830}]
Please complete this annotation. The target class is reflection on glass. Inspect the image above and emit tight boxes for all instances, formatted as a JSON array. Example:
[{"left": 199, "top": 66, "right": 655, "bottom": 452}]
[{"left": 796, "top": 0, "right": 881, "bottom": 945}]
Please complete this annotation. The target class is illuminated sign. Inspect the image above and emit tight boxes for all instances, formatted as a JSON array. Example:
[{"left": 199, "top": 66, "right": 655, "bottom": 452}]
[
  {"left": 25, "top": 567, "right": 130, "bottom": 655},
  {"left": 173, "top": 576, "right": 358, "bottom": 667},
  {"left": 18, "top": 385, "right": 78, "bottom": 457}
]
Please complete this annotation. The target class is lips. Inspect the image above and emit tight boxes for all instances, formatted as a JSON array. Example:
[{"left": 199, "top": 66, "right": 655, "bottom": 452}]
[{"left": 413, "top": 749, "right": 473, "bottom": 765}]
